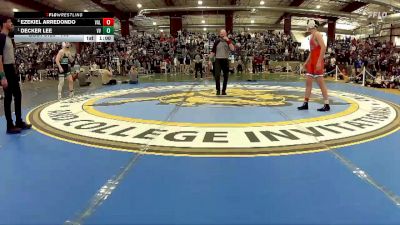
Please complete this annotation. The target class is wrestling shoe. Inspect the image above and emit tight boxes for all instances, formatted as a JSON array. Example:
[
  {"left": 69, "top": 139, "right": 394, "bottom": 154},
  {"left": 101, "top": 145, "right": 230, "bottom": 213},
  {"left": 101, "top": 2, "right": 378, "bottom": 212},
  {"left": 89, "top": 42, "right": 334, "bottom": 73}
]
[
  {"left": 297, "top": 102, "right": 309, "bottom": 110},
  {"left": 317, "top": 104, "right": 331, "bottom": 112}
]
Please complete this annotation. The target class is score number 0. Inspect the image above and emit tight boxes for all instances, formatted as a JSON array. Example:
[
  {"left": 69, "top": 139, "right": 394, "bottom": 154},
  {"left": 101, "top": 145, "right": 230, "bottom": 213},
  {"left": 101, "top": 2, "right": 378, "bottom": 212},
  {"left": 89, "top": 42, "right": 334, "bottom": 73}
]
[
  {"left": 103, "top": 18, "right": 115, "bottom": 26},
  {"left": 102, "top": 18, "right": 114, "bottom": 35}
]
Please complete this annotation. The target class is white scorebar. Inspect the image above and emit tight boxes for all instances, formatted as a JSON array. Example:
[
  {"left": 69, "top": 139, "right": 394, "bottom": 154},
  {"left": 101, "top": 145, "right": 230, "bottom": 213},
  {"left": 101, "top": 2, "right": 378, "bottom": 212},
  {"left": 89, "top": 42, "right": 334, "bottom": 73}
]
[{"left": 14, "top": 35, "right": 114, "bottom": 43}]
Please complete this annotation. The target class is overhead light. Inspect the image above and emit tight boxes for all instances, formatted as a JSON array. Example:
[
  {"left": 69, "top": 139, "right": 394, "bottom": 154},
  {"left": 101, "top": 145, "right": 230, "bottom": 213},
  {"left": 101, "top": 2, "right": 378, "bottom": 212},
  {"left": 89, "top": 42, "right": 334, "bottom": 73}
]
[
  {"left": 316, "top": 5, "right": 321, "bottom": 9},
  {"left": 247, "top": 28, "right": 250, "bottom": 31},
  {"left": 260, "top": 0, "right": 265, "bottom": 5},
  {"left": 160, "top": 29, "right": 164, "bottom": 32},
  {"left": 251, "top": 8, "right": 256, "bottom": 13},
  {"left": 83, "top": 9, "right": 88, "bottom": 12},
  {"left": 12, "top": 8, "right": 19, "bottom": 12},
  {"left": 198, "top": 0, "right": 203, "bottom": 5},
  {"left": 251, "top": 19, "right": 255, "bottom": 23},
  {"left": 153, "top": 21, "right": 157, "bottom": 25},
  {"left": 203, "top": 27, "right": 207, "bottom": 31},
  {"left": 137, "top": 3, "right": 142, "bottom": 9},
  {"left": 201, "top": 20, "right": 205, "bottom": 23}
]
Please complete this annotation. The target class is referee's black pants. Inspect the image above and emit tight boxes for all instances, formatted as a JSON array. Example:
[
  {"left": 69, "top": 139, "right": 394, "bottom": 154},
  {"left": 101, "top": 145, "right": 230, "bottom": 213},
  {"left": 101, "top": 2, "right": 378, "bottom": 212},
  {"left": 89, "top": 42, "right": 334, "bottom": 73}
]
[
  {"left": 214, "top": 58, "right": 229, "bottom": 93},
  {"left": 3, "top": 64, "right": 22, "bottom": 128}
]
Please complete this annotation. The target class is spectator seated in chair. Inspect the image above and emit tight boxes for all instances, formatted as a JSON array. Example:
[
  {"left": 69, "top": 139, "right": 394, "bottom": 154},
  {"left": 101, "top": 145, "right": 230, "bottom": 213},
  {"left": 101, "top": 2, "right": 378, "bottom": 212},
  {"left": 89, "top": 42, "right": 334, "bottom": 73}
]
[
  {"left": 100, "top": 68, "right": 117, "bottom": 85},
  {"left": 274, "top": 65, "right": 282, "bottom": 72},
  {"left": 339, "top": 68, "right": 349, "bottom": 81},
  {"left": 129, "top": 65, "right": 139, "bottom": 84},
  {"left": 370, "top": 75, "right": 383, "bottom": 88},
  {"left": 78, "top": 69, "right": 91, "bottom": 87}
]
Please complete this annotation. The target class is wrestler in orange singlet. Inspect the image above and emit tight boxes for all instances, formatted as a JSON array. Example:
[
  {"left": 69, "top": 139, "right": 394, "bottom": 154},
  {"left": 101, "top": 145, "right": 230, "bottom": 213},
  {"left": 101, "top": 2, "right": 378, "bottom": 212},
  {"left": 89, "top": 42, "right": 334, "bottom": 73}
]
[{"left": 298, "top": 20, "right": 330, "bottom": 112}]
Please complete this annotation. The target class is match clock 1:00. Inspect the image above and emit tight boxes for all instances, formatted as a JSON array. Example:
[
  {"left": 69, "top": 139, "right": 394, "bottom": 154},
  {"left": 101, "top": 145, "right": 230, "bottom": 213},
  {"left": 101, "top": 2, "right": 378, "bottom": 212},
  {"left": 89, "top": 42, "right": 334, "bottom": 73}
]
[{"left": 98, "top": 35, "right": 113, "bottom": 41}]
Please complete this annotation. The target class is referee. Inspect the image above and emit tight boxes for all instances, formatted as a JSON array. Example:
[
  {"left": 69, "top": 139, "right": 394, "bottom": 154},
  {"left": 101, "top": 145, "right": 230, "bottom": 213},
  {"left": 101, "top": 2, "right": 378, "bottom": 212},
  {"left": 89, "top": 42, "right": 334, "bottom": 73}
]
[
  {"left": 0, "top": 16, "right": 31, "bottom": 134},
  {"left": 209, "top": 29, "right": 235, "bottom": 95}
]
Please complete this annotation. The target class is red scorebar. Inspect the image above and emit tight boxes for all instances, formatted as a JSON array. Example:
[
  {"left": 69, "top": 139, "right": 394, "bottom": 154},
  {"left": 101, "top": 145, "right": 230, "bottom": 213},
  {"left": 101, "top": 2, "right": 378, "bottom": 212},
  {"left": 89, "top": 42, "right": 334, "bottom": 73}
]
[{"left": 102, "top": 18, "right": 114, "bottom": 26}]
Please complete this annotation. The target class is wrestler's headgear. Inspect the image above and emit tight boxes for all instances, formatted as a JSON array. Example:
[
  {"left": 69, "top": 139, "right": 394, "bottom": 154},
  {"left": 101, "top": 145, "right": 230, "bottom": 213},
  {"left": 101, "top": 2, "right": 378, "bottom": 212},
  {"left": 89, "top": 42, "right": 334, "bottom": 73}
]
[
  {"left": 307, "top": 20, "right": 319, "bottom": 29},
  {"left": 62, "top": 42, "right": 70, "bottom": 48}
]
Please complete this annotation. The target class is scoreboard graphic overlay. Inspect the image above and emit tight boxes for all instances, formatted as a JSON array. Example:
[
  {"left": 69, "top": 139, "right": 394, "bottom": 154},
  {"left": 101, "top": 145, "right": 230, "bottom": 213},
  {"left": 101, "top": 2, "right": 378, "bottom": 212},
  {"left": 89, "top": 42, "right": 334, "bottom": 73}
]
[{"left": 14, "top": 12, "right": 115, "bottom": 43}]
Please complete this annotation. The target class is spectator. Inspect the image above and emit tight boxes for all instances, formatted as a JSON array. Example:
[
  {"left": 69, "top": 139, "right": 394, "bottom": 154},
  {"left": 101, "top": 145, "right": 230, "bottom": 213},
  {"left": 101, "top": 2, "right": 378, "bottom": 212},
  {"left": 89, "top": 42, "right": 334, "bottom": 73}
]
[
  {"left": 194, "top": 52, "right": 203, "bottom": 79},
  {"left": 129, "top": 66, "right": 138, "bottom": 84},
  {"left": 100, "top": 68, "right": 117, "bottom": 85}
]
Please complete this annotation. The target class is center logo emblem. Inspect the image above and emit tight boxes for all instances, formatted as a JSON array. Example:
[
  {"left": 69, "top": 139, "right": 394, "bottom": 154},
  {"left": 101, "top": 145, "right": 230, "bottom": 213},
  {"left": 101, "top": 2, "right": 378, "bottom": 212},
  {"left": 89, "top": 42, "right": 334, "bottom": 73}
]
[{"left": 28, "top": 84, "right": 400, "bottom": 157}]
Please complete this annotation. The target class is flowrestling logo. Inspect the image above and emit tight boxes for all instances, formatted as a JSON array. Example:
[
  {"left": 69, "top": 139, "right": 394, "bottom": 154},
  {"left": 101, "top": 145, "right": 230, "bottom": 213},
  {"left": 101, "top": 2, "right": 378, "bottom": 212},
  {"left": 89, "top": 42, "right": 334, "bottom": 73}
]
[
  {"left": 28, "top": 84, "right": 400, "bottom": 157},
  {"left": 367, "top": 11, "right": 388, "bottom": 19}
]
